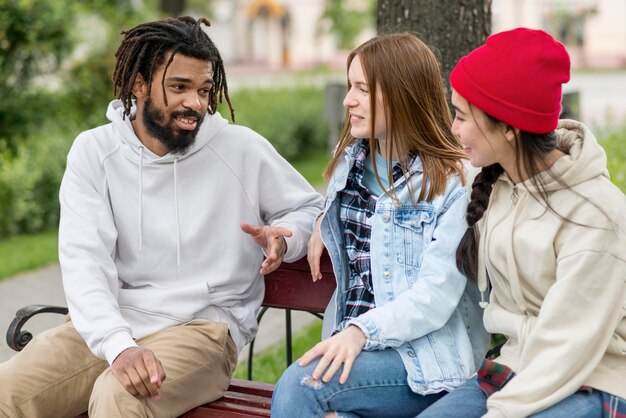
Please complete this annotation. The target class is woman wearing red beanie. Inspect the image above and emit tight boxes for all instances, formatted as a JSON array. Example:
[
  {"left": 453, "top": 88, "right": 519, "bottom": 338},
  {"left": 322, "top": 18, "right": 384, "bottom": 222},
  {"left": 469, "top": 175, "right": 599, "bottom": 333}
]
[{"left": 418, "top": 27, "right": 626, "bottom": 418}]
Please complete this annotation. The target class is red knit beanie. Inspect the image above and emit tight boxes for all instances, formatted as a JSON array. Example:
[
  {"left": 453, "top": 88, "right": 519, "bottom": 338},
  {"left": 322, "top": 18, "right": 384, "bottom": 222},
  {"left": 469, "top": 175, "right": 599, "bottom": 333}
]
[{"left": 450, "top": 27, "right": 571, "bottom": 134}]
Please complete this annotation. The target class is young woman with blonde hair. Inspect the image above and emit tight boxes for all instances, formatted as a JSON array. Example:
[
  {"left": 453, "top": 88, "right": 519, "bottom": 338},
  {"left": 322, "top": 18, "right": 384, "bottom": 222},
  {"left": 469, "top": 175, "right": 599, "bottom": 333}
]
[{"left": 271, "top": 32, "right": 489, "bottom": 418}]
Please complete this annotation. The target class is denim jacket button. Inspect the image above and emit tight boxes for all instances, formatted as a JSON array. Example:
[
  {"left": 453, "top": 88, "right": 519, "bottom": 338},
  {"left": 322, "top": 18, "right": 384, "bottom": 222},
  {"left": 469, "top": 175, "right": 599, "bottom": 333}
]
[
  {"left": 408, "top": 350, "right": 416, "bottom": 357},
  {"left": 383, "top": 271, "right": 391, "bottom": 278},
  {"left": 382, "top": 214, "right": 390, "bottom": 222}
]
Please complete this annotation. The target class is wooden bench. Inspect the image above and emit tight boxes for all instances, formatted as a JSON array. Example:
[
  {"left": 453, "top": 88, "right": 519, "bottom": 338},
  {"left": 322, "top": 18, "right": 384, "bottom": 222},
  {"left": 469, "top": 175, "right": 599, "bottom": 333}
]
[{"left": 5, "top": 252, "right": 336, "bottom": 417}]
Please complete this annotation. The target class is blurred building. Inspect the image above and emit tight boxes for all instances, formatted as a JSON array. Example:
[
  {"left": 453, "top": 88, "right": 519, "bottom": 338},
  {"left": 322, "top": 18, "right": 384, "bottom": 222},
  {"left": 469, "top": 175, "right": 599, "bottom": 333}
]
[
  {"left": 204, "top": 0, "right": 624, "bottom": 70},
  {"left": 208, "top": 0, "right": 370, "bottom": 70},
  {"left": 493, "top": 0, "right": 626, "bottom": 68}
]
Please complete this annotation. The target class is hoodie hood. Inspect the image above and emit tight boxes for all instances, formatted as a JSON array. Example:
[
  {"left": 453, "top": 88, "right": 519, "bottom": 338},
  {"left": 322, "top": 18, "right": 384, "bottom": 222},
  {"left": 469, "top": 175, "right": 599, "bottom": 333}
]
[
  {"left": 106, "top": 99, "right": 229, "bottom": 163},
  {"left": 517, "top": 119, "right": 609, "bottom": 193}
]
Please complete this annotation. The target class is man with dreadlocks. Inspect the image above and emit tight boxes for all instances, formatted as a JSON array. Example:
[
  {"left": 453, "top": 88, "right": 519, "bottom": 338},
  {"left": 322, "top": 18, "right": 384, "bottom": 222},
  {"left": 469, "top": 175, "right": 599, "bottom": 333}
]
[{"left": 0, "top": 16, "right": 322, "bottom": 417}]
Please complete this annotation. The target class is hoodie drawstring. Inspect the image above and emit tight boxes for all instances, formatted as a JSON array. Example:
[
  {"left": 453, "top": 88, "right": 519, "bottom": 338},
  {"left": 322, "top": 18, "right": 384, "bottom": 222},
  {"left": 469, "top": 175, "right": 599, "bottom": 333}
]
[
  {"left": 477, "top": 196, "right": 490, "bottom": 309},
  {"left": 174, "top": 158, "right": 181, "bottom": 269},
  {"left": 138, "top": 146, "right": 144, "bottom": 254}
]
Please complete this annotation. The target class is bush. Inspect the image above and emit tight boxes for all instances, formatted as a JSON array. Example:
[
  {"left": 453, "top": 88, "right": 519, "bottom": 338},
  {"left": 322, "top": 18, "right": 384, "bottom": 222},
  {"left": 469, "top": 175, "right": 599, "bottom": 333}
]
[
  {"left": 596, "top": 116, "right": 626, "bottom": 193},
  {"left": 0, "top": 0, "right": 75, "bottom": 151},
  {"left": 221, "top": 86, "right": 329, "bottom": 161},
  {"left": 0, "top": 124, "right": 70, "bottom": 237}
]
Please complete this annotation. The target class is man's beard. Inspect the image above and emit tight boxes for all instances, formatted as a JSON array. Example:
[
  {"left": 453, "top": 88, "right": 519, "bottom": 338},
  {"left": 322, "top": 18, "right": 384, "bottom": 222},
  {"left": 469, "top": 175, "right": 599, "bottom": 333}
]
[{"left": 142, "top": 96, "right": 204, "bottom": 154}]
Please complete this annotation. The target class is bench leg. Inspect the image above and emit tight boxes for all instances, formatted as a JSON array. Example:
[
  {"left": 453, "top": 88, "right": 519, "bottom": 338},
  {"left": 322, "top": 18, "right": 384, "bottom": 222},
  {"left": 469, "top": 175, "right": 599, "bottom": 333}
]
[{"left": 285, "top": 309, "right": 292, "bottom": 366}]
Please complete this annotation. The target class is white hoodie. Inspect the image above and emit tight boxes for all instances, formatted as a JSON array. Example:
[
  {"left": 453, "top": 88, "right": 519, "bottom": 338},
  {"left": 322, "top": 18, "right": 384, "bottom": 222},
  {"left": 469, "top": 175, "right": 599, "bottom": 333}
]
[{"left": 59, "top": 100, "right": 323, "bottom": 365}]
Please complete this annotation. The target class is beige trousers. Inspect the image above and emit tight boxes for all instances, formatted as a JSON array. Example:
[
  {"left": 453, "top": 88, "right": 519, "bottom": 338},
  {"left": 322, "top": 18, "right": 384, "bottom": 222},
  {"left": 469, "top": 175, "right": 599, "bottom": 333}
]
[{"left": 0, "top": 320, "right": 237, "bottom": 418}]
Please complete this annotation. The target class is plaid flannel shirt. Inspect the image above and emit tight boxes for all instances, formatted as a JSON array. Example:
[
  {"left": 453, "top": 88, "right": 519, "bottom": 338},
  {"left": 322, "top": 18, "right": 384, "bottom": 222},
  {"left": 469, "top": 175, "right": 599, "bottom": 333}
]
[
  {"left": 335, "top": 144, "right": 405, "bottom": 332},
  {"left": 477, "top": 359, "right": 626, "bottom": 417}
]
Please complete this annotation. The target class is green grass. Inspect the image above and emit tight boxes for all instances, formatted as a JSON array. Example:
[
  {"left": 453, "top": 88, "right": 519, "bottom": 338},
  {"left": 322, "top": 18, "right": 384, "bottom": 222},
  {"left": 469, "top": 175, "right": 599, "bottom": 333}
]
[
  {"left": 0, "top": 229, "right": 58, "bottom": 281},
  {"left": 233, "top": 320, "right": 323, "bottom": 384}
]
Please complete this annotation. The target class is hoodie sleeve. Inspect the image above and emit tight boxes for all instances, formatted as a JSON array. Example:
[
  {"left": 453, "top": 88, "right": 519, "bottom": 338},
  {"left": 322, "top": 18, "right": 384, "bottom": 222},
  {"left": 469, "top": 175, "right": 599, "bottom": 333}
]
[
  {"left": 484, "top": 215, "right": 626, "bottom": 418},
  {"left": 59, "top": 136, "right": 138, "bottom": 365},
  {"left": 247, "top": 134, "right": 324, "bottom": 262}
]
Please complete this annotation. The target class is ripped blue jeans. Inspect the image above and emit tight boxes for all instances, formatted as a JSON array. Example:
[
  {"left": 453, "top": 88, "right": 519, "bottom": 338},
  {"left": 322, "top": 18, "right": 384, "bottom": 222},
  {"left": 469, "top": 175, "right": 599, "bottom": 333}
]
[{"left": 271, "top": 348, "right": 446, "bottom": 418}]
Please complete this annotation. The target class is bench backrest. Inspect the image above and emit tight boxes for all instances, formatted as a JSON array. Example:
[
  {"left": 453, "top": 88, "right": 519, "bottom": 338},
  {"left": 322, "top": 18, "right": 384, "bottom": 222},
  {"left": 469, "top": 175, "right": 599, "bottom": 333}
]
[{"left": 262, "top": 251, "right": 335, "bottom": 313}]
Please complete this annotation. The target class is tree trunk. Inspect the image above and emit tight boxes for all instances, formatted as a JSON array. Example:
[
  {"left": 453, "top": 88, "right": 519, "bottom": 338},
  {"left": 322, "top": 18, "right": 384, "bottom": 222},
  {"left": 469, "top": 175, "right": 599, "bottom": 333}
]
[{"left": 377, "top": 0, "right": 492, "bottom": 96}]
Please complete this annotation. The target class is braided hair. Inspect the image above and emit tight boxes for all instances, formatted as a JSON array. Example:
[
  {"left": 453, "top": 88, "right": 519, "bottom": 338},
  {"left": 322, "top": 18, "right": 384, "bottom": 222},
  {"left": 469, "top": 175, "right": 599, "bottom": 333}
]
[
  {"left": 112, "top": 16, "right": 234, "bottom": 121},
  {"left": 455, "top": 163, "right": 504, "bottom": 282}
]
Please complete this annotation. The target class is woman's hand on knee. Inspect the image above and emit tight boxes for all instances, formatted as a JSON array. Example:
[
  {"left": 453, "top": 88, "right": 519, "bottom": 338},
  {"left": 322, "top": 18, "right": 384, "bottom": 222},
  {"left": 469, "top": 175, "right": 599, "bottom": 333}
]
[
  {"left": 111, "top": 347, "right": 166, "bottom": 400},
  {"left": 299, "top": 325, "right": 366, "bottom": 385}
]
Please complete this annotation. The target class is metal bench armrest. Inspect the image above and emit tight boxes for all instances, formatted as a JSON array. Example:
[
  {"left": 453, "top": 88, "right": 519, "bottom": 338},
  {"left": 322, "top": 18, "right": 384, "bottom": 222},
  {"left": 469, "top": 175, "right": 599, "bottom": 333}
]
[{"left": 6, "top": 304, "right": 68, "bottom": 351}]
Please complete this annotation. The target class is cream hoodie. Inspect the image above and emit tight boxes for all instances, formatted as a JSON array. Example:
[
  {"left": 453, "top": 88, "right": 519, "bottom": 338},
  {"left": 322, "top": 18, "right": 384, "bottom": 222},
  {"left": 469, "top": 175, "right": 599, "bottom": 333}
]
[
  {"left": 59, "top": 100, "right": 323, "bottom": 365},
  {"left": 477, "top": 120, "right": 626, "bottom": 418}
]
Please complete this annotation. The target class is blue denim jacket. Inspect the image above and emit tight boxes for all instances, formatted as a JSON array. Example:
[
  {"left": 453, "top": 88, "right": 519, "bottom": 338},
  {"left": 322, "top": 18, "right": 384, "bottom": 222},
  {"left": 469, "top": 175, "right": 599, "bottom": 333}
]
[{"left": 320, "top": 141, "right": 489, "bottom": 395}]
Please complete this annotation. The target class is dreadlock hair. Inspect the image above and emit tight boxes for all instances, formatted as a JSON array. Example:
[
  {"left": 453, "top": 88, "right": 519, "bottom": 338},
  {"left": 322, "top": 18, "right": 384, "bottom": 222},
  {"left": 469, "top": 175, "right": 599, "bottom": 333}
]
[
  {"left": 455, "top": 109, "right": 560, "bottom": 282},
  {"left": 112, "top": 16, "right": 234, "bottom": 122}
]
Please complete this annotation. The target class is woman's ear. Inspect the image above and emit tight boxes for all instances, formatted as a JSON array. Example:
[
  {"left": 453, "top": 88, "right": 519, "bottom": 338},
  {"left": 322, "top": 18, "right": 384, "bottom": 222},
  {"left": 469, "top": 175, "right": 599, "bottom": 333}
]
[
  {"left": 503, "top": 124, "right": 520, "bottom": 144},
  {"left": 132, "top": 74, "right": 148, "bottom": 99}
]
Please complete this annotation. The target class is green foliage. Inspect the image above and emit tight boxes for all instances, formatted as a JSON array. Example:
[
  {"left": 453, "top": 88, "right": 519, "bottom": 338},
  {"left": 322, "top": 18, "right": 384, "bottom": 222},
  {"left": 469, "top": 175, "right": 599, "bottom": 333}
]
[
  {"left": 0, "top": 0, "right": 73, "bottom": 88},
  {"left": 63, "top": 48, "right": 117, "bottom": 128},
  {"left": 319, "top": 0, "right": 376, "bottom": 49},
  {"left": 596, "top": 116, "right": 626, "bottom": 193},
  {"left": 233, "top": 320, "right": 323, "bottom": 384},
  {"left": 0, "top": 0, "right": 75, "bottom": 149},
  {"left": 0, "top": 229, "right": 58, "bottom": 281},
  {"left": 291, "top": 150, "right": 330, "bottom": 189},
  {"left": 222, "top": 86, "right": 329, "bottom": 161},
  {"left": 0, "top": 123, "right": 70, "bottom": 237}
]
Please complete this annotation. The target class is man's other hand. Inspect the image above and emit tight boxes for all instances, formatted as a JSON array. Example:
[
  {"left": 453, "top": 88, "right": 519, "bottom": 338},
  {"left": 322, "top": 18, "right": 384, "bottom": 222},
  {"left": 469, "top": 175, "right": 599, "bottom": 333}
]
[
  {"left": 240, "top": 223, "right": 292, "bottom": 275},
  {"left": 111, "top": 347, "right": 166, "bottom": 400}
]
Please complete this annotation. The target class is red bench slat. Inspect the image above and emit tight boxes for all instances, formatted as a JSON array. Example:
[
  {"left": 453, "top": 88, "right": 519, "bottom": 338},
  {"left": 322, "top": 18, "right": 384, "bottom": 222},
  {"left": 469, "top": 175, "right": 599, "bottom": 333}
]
[{"left": 225, "top": 379, "right": 275, "bottom": 398}]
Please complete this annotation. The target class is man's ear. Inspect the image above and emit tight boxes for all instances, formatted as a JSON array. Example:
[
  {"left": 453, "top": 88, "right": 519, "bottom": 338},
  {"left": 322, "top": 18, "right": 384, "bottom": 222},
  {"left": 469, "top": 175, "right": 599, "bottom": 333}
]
[{"left": 132, "top": 74, "right": 148, "bottom": 99}]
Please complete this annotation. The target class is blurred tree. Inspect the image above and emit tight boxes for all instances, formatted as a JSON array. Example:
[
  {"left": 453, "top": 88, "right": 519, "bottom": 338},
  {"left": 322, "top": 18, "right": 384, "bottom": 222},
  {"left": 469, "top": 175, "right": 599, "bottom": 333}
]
[
  {"left": 0, "top": 0, "right": 141, "bottom": 150},
  {"left": 377, "top": 0, "right": 491, "bottom": 97},
  {"left": 320, "top": 0, "right": 376, "bottom": 49},
  {"left": 0, "top": 0, "right": 75, "bottom": 151},
  {"left": 160, "top": 0, "right": 186, "bottom": 15},
  {"left": 62, "top": 0, "right": 142, "bottom": 127}
]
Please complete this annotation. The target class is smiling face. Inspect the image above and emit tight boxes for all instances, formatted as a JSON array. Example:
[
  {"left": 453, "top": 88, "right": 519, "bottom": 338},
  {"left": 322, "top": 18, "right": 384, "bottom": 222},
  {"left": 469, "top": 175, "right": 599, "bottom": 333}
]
[
  {"left": 343, "top": 55, "right": 387, "bottom": 145},
  {"left": 133, "top": 52, "right": 214, "bottom": 156},
  {"left": 451, "top": 89, "right": 516, "bottom": 170}
]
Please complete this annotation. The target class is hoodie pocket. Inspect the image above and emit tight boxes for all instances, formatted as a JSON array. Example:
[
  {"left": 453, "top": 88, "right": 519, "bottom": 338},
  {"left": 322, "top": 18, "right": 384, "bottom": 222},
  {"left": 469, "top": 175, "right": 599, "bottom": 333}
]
[
  {"left": 394, "top": 209, "right": 434, "bottom": 268},
  {"left": 118, "top": 281, "right": 211, "bottom": 322}
]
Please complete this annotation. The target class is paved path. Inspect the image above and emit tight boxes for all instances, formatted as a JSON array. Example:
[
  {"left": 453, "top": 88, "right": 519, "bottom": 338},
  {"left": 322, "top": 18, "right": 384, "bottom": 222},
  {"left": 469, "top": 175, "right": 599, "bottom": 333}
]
[{"left": 0, "top": 265, "right": 320, "bottom": 367}]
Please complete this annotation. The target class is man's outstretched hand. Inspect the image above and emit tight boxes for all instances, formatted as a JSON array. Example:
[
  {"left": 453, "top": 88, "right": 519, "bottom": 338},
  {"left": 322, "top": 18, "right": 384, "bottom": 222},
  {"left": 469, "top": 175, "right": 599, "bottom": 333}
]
[
  {"left": 112, "top": 347, "right": 166, "bottom": 400},
  {"left": 240, "top": 223, "right": 292, "bottom": 275}
]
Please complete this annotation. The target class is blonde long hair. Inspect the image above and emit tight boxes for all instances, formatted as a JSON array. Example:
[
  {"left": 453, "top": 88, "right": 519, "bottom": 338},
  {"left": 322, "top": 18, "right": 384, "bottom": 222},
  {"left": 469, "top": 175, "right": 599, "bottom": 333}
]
[{"left": 324, "top": 33, "right": 466, "bottom": 202}]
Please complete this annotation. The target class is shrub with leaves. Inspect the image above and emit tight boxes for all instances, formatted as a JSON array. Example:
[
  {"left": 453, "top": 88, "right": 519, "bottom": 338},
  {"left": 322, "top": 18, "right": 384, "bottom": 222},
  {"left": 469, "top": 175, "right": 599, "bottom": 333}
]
[
  {"left": 596, "top": 115, "right": 626, "bottom": 193},
  {"left": 222, "top": 86, "right": 329, "bottom": 161},
  {"left": 0, "top": 125, "right": 70, "bottom": 237}
]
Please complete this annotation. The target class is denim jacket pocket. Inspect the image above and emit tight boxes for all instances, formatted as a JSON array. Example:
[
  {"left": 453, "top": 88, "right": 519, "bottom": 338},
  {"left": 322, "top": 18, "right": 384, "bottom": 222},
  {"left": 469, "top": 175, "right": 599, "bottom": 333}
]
[{"left": 393, "top": 208, "right": 434, "bottom": 268}]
